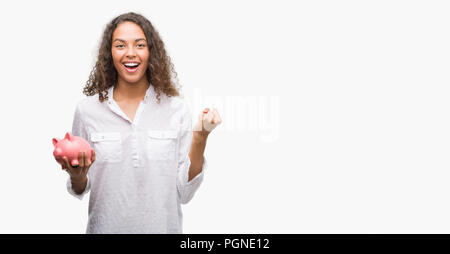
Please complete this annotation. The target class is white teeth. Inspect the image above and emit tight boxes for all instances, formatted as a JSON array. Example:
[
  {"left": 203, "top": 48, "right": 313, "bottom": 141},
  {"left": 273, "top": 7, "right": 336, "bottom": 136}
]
[{"left": 124, "top": 63, "right": 139, "bottom": 67}]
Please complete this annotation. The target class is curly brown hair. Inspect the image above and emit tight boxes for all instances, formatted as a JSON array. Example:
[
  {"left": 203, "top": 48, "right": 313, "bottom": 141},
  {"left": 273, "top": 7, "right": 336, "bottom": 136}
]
[{"left": 83, "top": 12, "right": 180, "bottom": 103}]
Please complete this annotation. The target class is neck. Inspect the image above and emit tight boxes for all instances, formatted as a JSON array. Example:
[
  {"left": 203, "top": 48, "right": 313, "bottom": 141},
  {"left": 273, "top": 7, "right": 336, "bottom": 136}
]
[{"left": 114, "top": 77, "right": 149, "bottom": 102}]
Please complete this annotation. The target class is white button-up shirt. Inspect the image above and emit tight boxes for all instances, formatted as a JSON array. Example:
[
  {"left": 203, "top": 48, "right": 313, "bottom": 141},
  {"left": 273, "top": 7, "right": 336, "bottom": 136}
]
[{"left": 67, "top": 84, "right": 207, "bottom": 234}]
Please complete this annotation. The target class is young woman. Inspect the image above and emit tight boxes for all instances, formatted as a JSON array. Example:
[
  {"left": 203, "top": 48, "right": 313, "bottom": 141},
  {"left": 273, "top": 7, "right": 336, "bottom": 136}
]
[{"left": 54, "top": 12, "right": 221, "bottom": 233}]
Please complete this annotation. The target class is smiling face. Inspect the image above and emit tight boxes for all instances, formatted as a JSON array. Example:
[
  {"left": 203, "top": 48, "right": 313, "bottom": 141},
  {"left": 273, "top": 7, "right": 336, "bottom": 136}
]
[{"left": 111, "top": 21, "right": 150, "bottom": 85}]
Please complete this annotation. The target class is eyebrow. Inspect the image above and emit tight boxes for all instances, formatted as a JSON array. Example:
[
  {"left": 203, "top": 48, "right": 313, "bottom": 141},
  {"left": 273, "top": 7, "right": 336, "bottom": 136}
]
[{"left": 113, "top": 38, "right": 147, "bottom": 43}]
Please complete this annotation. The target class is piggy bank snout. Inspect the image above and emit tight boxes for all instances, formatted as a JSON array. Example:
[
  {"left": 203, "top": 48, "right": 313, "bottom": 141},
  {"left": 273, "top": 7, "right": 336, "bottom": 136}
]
[{"left": 53, "top": 147, "right": 63, "bottom": 157}]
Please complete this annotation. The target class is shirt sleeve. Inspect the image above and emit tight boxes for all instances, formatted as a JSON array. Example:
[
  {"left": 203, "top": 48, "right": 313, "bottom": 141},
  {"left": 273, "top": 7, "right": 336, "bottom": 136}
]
[
  {"left": 66, "top": 102, "right": 91, "bottom": 200},
  {"left": 176, "top": 103, "right": 207, "bottom": 205},
  {"left": 66, "top": 175, "right": 91, "bottom": 200}
]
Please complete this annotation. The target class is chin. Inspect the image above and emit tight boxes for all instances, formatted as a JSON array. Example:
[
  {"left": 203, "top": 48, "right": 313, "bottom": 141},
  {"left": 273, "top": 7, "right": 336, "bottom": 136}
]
[{"left": 121, "top": 74, "right": 146, "bottom": 84}]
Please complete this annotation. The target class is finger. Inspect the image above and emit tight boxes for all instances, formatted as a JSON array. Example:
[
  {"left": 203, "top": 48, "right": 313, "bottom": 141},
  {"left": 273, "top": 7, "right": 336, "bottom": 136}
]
[
  {"left": 212, "top": 108, "right": 221, "bottom": 118},
  {"left": 56, "top": 156, "right": 66, "bottom": 169},
  {"left": 55, "top": 155, "right": 63, "bottom": 163},
  {"left": 83, "top": 151, "right": 87, "bottom": 168},
  {"left": 62, "top": 157, "right": 72, "bottom": 174},
  {"left": 55, "top": 156, "right": 62, "bottom": 165},
  {"left": 91, "top": 149, "right": 96, "bottom": 163},
  {"left": 203, "top": 110, "right": 213, "bottom": 120},
  {"left": 211, "top": 112, "right": 218, "bottom": 125},
  {"left": 82, "top": 151, "right": 89, "bottom": 174},
  {"left": 57, "top": 156, "right": 68, "bottom": 169},
  {"left": 57, "top": 159, "right": 66, "bottom": 169},
  {"left": 210, "top": 108, "right": 222, "bottom": 123},
  {"left": 203, "top": 117, "right": 215, "bottom": 132},
  {"left": 83, "top": 151, "right": 88, "bottom": 167},
  {"left": 203, "top": 108, "right": 210, "bottom": 114},
  {"left": 77, "top": 151, "right": 83, "bottom": 168},
  {"left": 205, "top": 111, "right": 215, "bottom": 124},
  {"left": 213, "top": 110, "right": 222, "bottom": 124},
  {"left": 214, "top": 114, "right": 222, "bottom": 125}
]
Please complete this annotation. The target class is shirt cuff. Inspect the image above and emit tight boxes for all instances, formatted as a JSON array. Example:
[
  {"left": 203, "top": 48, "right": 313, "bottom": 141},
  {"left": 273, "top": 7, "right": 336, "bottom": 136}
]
[{"left": 66, "top": 175, "right": 90, "bottom": 200}]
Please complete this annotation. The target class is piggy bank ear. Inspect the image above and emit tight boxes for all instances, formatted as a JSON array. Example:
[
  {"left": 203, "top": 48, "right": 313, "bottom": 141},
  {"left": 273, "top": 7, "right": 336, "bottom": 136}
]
[
  {"left": 64, "top": 132, "right": 74, "bottom": 141},
  {"left": 52, "top": 138, "right": 59, "bottom": 146}
]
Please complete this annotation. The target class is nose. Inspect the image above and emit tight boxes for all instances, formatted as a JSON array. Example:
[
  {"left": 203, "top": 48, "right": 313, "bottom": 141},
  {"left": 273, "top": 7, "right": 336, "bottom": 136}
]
[{"left": 126, "top": 46, "right": 137, "bottom": 59}]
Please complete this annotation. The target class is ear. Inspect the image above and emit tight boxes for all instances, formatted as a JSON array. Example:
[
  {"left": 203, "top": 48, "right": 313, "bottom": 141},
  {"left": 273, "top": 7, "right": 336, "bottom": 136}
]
[
  {"left": 64, "top": 132, "right": 74, "bottom": 141},
  {"left": 52, "top": 138, "right": 59, "bottom": 146}
]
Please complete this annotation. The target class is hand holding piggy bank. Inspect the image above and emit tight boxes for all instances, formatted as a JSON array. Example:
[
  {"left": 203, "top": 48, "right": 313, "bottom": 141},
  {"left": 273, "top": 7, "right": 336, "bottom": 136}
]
[{"left": 52, "top": 132, "right": 93, "bottom": 168}]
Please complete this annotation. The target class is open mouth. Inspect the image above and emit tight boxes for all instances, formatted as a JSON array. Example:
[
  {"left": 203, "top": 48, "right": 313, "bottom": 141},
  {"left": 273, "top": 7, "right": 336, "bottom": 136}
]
[{"left": 123, "top": 62, "right": 140, "bottom": 72}]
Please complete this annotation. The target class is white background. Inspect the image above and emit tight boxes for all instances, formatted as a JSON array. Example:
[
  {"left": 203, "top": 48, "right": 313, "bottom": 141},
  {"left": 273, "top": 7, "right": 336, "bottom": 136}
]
[{"left": 0, "top": 0, "right": 449, "bottom": 233}]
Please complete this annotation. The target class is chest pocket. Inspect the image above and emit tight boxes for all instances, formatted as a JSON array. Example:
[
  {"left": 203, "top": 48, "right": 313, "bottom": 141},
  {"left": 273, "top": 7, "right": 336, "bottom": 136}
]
[
  {"left": 90, "top": 132, "right": 122, "bottom": 163},
  {"left": 147, "top": 130, "right": 178, "bottom": 163}
]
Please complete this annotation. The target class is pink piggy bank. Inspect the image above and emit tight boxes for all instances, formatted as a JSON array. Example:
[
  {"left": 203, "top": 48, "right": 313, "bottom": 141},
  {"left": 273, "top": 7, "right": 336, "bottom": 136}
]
[{"left": 52, "top": 132, "right": 92, "bottom": 167}]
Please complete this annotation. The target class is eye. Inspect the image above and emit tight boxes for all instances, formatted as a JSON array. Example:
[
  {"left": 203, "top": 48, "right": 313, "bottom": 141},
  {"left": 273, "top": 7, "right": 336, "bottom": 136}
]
[
  {"left": 137, "top": 44, "right": 146, "bottom": 48},
  {"left": 115, "top": 44, "right": 125, "bottom": 48}
]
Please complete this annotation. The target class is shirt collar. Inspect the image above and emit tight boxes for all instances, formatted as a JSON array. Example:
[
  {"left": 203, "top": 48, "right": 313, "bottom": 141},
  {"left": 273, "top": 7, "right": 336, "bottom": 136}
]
[{"left": 107, "top": 84, "right": 154, "bottom": 104}]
